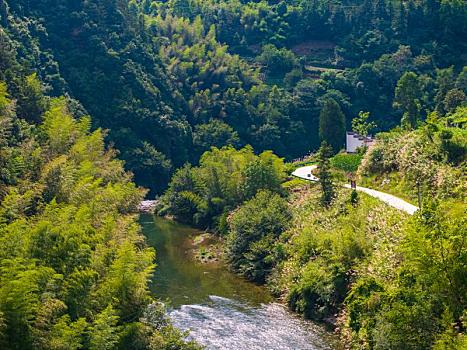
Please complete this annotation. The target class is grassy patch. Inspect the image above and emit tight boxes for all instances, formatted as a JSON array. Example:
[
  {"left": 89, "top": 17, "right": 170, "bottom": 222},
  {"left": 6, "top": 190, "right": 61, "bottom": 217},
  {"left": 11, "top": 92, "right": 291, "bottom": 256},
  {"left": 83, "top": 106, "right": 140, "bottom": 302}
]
[
  {"left": 358, "top": 173, "right": 418, "bottom": 205},
  {"left": 331, "top": 153, "right": 363, "bottom": 173},
  {"left": 282, "top": 178, "right": 309, "bottom": 191}
]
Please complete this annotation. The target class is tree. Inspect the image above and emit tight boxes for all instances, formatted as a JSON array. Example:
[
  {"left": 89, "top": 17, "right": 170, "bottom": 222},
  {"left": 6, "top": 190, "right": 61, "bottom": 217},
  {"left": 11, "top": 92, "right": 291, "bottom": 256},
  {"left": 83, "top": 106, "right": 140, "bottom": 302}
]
[
  {"left": 16, "top": 73, "right": 47, "bottom": 124},
  {"left": 367, "top": 200, "right": 467, "bottom": 349},
  {"left": 227, "top": 190, "right": 290, "bottom": 282},
  {"left": 0, "top": 91, "right": 200, "bottom": 349},
  {"left": 319, "top": 99, "right": 345, "bottom": 153},
  {"left": 351, "top": 111, "right": 377, "bottom": 137},
  {"left": 256, "top": 44, "right": 298, "bottom": 75},
  {"left": 284, "top": 68, "right": 303, "bottom": 87},
  {"left": 455, "top": 67, "right": 467, "bottom": 92},
  {"left": 0, "top": 82, "right": 12, "bottom": 148},
  {"left": 394, "top": 72, "right": 422, "bottom": 129},
  {"left": 163, "top": 164, "right": 208, "bottom": 225},
  {"left": 125, "top": 141, "right": 173, "bottom": 196},
  {"left": 404, "top": 200, "right": 466, "bottom": 322},
  {"left": 443, "top": 89, "right": 466, "bottom": 113},
  {"left": 89, "top": 306, "right": 120, "bottom": 350},
  {"left": 317, "top": 141, "right": 335, "bottom": 207},
  {"left": 171, "top": 0, "right": 193, "bottom": 19},
  {"left": 434, "top": 67, "right": 455, "bottom": 115},
  {"left": 193, "top": 119, "right": 240, "bottom": 156},
  {"left": 240, "top": 151, "right": 285, "bottom": 200},
  {"left": 48, "top": 316, "right": 87, "bottom": 350}
]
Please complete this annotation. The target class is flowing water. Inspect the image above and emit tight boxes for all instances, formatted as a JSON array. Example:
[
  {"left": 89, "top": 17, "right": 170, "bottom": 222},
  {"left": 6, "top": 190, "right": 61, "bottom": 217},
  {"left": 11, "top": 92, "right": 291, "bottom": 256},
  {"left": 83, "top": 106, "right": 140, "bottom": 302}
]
[{"left": 141, "top": 214, "right": 338, "bottom": 350}]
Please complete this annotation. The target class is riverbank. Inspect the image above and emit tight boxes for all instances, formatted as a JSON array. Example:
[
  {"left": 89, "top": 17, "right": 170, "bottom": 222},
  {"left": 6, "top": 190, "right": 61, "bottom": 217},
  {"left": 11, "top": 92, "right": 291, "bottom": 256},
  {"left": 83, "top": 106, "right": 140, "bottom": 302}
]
[
  {"left": 139, "top": 166, "right": 412, "bottom": 347},
  {"left": 140, "top": 214, "right": 340, "bottom": 349}
]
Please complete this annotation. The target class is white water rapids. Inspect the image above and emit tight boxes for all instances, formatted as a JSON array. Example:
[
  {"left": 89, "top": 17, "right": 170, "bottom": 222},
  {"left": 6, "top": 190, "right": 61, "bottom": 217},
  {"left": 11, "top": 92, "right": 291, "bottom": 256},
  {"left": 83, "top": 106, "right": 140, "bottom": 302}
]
[{"left": 169, "top": 296, "right": 335, "bottom": 350}]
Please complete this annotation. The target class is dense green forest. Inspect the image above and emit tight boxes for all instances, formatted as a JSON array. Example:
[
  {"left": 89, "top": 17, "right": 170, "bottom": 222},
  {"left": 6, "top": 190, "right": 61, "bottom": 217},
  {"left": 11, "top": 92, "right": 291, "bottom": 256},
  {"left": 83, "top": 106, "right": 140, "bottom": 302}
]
[
  {"left": 0, "top": 71, "right": 201, "bottom": 348},
  {"left": 1, "top": 0, "right": 466, "bottom": 193},
  {"left": 0, "top": 0, "right": 466, "bottom": 349}
]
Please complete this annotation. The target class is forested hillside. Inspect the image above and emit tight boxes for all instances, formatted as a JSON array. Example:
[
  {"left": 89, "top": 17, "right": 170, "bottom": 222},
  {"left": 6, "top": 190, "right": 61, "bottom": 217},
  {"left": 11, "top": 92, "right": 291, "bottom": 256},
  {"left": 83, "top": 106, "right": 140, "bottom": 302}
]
[
  {"left": 154, "top": 0, "right": 466, "bottom": 67},
  {"left": 0, "top": 0, "right": 466, "bottom": 349},
  {"left": 0, "top": 64, "right": 200, "bottom": 349},
  {"left": 1, "top": 0, "right": 466, "bottom": 193},
  {"left": 160, "top": 105, "right": 466, "bottom": 348}
]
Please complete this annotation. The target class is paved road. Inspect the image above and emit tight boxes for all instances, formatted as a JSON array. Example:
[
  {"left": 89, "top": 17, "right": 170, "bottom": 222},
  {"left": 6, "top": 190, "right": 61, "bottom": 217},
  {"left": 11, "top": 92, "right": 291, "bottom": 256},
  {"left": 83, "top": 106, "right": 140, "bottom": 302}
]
[
  {"left": 292, "top": 165, "right": 319, "bottom": 182},
  {"left": 292, "top": 165, "right": 418, "bottom": 215}
]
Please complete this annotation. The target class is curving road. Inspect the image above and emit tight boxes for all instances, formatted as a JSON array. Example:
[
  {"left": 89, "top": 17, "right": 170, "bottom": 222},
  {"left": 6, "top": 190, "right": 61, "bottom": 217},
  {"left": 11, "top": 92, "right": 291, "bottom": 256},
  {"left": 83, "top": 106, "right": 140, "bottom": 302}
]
[{"left": 291, "top": 165, "right": 418, "bottom": 215}]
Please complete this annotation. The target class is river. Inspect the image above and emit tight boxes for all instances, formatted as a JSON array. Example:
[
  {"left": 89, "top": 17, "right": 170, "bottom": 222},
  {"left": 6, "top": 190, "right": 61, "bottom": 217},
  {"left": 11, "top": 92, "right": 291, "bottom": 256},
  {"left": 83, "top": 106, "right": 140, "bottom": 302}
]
[{"left": 140, "top": 214, "right": 338, "bottom": 350}]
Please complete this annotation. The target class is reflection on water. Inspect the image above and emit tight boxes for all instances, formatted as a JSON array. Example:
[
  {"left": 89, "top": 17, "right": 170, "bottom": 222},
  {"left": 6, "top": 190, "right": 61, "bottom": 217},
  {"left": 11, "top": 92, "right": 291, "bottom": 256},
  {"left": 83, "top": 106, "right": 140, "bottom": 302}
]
[
  {"left": 141, "top": 215, "right": 272, "bottom": 307},
  {"left": 141, "top": 215, "right": 337, "bottom": 350}
]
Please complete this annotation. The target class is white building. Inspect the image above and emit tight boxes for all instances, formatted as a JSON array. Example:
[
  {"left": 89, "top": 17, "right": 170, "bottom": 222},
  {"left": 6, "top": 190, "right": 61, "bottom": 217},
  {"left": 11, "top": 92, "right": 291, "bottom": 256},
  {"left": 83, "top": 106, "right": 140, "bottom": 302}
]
[{"left": 346, "top": 132, "right": 374, "bottom": 153}]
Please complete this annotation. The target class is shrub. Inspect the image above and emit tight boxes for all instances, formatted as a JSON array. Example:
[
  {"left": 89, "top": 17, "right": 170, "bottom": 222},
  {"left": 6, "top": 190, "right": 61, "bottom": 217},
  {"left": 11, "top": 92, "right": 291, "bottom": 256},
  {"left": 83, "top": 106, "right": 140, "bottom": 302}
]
[
  {"left": 227, "top": 190, "right": 291, "bottom": 283},
  {"left": 358, "top": 127, "right": 466, "bottom": 200},
  {"left": 256, "top": 44, "right": 298, "bottom": 75}
]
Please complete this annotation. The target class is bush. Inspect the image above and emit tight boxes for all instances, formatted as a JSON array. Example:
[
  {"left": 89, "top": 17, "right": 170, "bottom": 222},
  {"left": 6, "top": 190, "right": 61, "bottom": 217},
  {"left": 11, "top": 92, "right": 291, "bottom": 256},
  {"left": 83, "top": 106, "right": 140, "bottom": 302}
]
[
  {"left": 350, "top": 189, "right": 359, "bottom": 206},
  {"left": 284, "top": 68, "right": 303, "bottom": 87},
  {"left": 344, "top": 200, "right": 466, "bottom": 349},
  {"left": 256, "top": 44, "right": 298, "bottom": 75},
  {"left": 227, "top": 190, "right": 291, "bottom": 283},
  {"left": 359, "top": 127, "right": 466, "bottom": 200},
  {"left": 288, "top": 259, "right": 345, "bottom": 320}
]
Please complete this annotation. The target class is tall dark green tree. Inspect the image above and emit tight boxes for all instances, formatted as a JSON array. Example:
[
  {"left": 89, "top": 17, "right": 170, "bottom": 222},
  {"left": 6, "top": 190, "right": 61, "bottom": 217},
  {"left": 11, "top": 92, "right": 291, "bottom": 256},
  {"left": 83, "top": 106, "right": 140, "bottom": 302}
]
[
  {"left": 317, "top": 141, "right": 335, "bottom": 208},
  {"left": 394, "top": 72, "right": 422, "bottom": 129},
  {"left": 319, "top": 99, "right": 346, "bottom": 153}
]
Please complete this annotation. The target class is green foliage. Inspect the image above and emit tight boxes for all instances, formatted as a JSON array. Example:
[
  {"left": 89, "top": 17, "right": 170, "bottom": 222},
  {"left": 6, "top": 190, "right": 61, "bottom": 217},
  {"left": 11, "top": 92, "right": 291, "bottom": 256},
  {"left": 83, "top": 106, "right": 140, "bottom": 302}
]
[
  {"left": 351, "top": 111, "right": 377, "bottom": 137},
  {"left": 345, "top": 200, "right": 466, "bottom": 349},
  {"left": 240, "top": 151, "right": 285, "bottom": 200},
  {"left": 89, "top": 305, "right": 120, "bottom": 350},
  {"left": 319, "top": 99, "right": 346, "bottom": 153},
  {"left": 256, "top": 44, "right": 298, "bottom": 75},
  {"left": 155, "top": 0, "right": 466, "bottom": 70},
  {"left": 405, "top": 201, "right": 466, "bottom": 322},
  {"left": 359, "top": 122, "right": 466, "bottom": 201},
  {"left": 48, "top": 315, "right": 87, "bottom": 350},
  {"left": 1, "top": 1, "right": 465, "bottom": 349},
  {"left": 193, "top": 119, "right": 240, "bottom": 156},
  {"left": 317, "top": 141, "right": 335, "bottom": 207},
  {"left": 394, "top": 72, "right": 422, "bottom": 129},
  {"left": 161, "top": 146, "right": 286, "bottom": 230},
  {"left": 1, "top": 0, "right": 463, "bottom": 197},
  {"left": 331, "top": 153, "right": 363, "bottom": 173},
  {"left": 16, "top": 73, "right": 48, "bottom": 124},
  {"left": 262, "top": 115, "right": 465, "bottom": 348},
  {"left": 227, "top": 190, "right": 291, "bottom": 283},
  {"left": 349, "top": 189, "right": 359, "bottom": 206},
  {"left": 270, "top": 186, "right": 406, "bottom": 321},
  {"left": 444, "top": 88, "right": 466, "bottom": 113},
  {"left": 1, "top": 0, "right": 465, "bottom": 196},
  {"left": 284, "top": 68, "right": 303, "bottom": 88},
  {"left": 448, "top": 106, "right": 467, "bottom": 127},
  {"left": 0, "top": 89, "right": 197, "bottom": 348}
]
